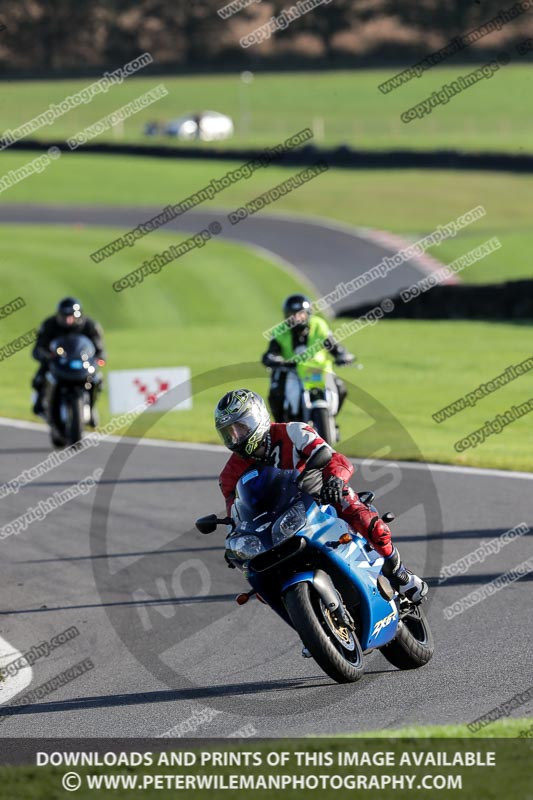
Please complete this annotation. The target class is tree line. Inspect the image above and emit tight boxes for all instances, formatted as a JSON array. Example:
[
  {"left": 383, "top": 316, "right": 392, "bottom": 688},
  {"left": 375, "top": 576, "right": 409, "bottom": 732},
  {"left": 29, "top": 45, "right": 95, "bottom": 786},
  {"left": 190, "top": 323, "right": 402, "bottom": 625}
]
[{"left": 0, "top": 0, "right": 528, "bottom": 72}]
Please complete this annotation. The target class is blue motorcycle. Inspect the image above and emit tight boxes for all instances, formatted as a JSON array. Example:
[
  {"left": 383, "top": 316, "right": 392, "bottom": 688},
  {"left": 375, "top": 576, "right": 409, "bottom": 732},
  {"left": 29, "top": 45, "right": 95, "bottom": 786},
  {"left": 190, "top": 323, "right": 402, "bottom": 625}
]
[{"left": 196, "top": 453, "right": 433, "bottom": 684}]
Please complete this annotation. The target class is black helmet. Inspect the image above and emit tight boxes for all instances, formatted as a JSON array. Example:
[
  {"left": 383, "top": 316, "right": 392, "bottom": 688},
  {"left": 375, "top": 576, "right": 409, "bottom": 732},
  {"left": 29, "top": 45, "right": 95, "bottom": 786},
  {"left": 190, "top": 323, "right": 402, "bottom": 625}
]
[
  {"left": 214, "top": 389, "right": 270, "bottom": 458},
  {"left": 283, "top": 294, "right": 312, "bottom": 332},
  {"left": 56, "top": 297, "right": 84, "bottom": 329}
]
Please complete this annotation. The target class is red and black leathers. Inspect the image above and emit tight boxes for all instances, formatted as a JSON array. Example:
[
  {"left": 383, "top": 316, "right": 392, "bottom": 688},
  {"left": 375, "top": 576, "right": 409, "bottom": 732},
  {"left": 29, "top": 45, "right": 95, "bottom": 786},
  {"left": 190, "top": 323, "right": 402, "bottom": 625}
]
[{"left": 219, "top": 421, "right": 393, "bottom": 557}]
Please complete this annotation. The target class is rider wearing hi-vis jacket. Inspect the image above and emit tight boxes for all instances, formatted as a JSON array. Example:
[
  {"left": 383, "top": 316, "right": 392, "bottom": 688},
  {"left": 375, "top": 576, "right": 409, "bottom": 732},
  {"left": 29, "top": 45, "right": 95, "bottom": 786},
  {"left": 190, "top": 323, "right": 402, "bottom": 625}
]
[
  {"left": 215, "top": 388, "right": 428, "bottom": 604},
  {"left": 261, "top": 294, "right": 354, "bottom": 423}
]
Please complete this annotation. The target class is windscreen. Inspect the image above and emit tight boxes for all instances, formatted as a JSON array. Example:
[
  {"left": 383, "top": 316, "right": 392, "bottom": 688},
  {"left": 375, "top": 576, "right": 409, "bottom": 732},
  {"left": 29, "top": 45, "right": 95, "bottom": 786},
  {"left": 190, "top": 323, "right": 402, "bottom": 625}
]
[
  {"left": 50, "top": 335, "right": 95, "bottom": 360},
  {"left": 233, "top": 466, "right": 299, "bottom": 525}
]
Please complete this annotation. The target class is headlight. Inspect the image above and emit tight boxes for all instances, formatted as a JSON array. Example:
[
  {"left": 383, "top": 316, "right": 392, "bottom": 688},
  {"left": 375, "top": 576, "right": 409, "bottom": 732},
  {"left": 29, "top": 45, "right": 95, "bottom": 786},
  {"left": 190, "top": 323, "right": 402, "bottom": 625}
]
[
  {"left": 227, "top": 535, "right": 265, "bottom": 561},
  {"left": 272, "top": 501, "right": 306, "bottom": 545}
]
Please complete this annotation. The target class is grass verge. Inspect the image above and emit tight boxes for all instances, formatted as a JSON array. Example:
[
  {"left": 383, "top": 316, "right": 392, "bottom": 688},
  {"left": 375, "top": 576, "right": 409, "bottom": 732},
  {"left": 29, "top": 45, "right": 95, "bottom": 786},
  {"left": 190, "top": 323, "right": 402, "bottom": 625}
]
[
  {"left": 1, "top": 66, "right": 532, "bottom": 152},
  {"left": 1, "top": 225, "right": 532, "bottom": 471},
  {"left": 0, "top": 152, "right": 532, "bottom": 284}
]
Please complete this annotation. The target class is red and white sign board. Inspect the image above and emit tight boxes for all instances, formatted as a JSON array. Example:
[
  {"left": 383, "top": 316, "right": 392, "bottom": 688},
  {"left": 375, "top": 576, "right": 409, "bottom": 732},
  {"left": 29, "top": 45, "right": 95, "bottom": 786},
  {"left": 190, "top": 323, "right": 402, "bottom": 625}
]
[{"left": 108, "top": 367, "right": 192, "bottom": 414}]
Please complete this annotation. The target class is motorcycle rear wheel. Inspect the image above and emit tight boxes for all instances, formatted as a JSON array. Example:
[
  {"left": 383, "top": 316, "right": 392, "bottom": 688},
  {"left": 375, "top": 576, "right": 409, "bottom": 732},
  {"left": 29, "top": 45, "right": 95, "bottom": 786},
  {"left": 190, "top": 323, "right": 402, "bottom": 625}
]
[
  {"left": 284, "top": 582, "right": 364, "bottom": 684},
  {"left": 379, "top": 604, "right": 434, "bottom": 670}
]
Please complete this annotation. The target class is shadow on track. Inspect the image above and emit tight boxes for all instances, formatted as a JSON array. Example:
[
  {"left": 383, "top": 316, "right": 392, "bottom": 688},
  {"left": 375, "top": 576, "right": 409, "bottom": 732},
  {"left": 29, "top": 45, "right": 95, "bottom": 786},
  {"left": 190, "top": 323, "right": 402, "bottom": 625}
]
[
  {"left": 426, "top": 571, "right": 533, "bottom": 588},
  {"left": 0, "top": 447, "right": 52, "bottom": 454},
  {"left": 0, "top": 593, "right": 236, "bottom": 616},
  {"left": 17, "top": 545, "right": 222, "bottom": 564},
  {"left": 397, "top": 528, "right": 533, "bottom": 543},
  {"left": 0, "top": 670, "right": 398, "bottom": 718}
]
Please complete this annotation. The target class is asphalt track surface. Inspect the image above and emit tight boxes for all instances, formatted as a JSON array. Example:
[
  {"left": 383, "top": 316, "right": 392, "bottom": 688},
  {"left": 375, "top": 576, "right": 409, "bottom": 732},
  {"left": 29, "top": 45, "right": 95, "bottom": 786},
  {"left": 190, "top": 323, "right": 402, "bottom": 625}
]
[
  {"left": 0, "top": 204, "right": 531, "bottom": 738},
  {"left": 0, "top": 420, "right": 532, "bottom": 738},
  {"left": 0, "top": 203, "right": 435, "bottom": 313}
]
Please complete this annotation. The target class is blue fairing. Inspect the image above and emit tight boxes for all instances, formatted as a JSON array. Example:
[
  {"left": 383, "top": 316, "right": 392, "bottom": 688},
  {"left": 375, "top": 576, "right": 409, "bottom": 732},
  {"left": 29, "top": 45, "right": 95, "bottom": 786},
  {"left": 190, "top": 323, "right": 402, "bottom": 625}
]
[
  {"left": 231, "top": 467, "right": 399, "bottom": 652},
  {"left": 298, "top": 503, "right": 398, "bottom": 649}
]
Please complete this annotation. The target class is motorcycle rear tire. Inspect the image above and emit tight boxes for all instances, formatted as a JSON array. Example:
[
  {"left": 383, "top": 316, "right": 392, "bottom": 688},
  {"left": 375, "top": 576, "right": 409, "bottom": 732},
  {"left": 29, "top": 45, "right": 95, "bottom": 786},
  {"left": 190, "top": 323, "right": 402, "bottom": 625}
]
[
  {"left": 380, "top": 605, "right": 434, "bottom": 670},
  {"left": 284, "top": 582, "right": 364, "bottom": 684}
]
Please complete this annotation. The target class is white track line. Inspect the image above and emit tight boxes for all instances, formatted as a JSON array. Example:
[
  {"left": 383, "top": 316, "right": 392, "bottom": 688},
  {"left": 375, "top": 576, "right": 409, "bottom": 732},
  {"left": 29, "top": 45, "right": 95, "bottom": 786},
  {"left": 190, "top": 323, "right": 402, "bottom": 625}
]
[
  {"left": 1, "top": 416, "right": 531, "bottom": 480},
  {"left": 0, "top": 634, "right": 33, "bottom": 705}
]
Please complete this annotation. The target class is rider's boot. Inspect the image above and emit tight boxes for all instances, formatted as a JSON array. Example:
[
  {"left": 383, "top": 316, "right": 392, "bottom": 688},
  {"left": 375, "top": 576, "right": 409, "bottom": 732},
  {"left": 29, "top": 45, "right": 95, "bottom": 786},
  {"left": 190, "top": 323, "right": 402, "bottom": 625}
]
[
  {"left": 382, "top": 547, "right": 428, "bottom": 603},
  {"left": 31, "top": 390, "right": 44, "bottom": 417},
  {"left": 340, "top": 494, "right": 427, "bottom": 602}
]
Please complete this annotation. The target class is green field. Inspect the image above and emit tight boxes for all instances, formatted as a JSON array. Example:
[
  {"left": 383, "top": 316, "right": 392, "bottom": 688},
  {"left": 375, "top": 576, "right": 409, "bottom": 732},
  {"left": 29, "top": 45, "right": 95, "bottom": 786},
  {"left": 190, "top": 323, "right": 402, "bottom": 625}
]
[
  {"left": 1, "top": 225, "right": 532, "bottom": 471},
  {"left": 1, "top": 66, "right": 533, "bottom": 152},
  {"left": 1, "top": 151, "right": 532, "bottom": 285},
  {"left": 1, "top": 73, "right": 532, "bottom": 472},
  {"left": 346, "top": 718, "right": 533, "bottom": 738}
]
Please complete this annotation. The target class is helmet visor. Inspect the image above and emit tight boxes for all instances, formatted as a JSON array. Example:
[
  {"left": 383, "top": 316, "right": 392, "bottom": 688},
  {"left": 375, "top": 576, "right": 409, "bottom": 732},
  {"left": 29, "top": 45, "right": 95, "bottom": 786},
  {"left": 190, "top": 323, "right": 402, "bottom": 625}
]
[
  {"left": 289, "top": 309, "right": 309, "bottom": 327},
  {"left": 57, "top": 306, "right": 82, "bottom": 327},
  {"left": 217, "top": 405, "right": 264, "bottom": 451}
]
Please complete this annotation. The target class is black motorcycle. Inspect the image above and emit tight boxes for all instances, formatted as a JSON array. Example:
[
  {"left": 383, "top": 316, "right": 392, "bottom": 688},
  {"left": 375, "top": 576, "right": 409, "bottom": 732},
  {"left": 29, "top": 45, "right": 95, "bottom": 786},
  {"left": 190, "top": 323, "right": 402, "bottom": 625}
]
[{"left": 43, "top": 334, "right": 101, "bottom": 447}]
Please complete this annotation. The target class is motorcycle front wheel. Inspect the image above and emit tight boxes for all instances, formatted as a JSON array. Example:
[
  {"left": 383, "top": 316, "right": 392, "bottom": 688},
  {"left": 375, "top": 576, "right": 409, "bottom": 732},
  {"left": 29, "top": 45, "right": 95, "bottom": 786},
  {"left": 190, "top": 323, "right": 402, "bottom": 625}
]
[
  {"left": 284, "top": 582, "right": 364, "bottom": 684},
  {"left": 65, "top": 393, "right": 84, "bottom": 446},
  {"left": 311, "top": 406, "right": 336, "bottom": 445}
]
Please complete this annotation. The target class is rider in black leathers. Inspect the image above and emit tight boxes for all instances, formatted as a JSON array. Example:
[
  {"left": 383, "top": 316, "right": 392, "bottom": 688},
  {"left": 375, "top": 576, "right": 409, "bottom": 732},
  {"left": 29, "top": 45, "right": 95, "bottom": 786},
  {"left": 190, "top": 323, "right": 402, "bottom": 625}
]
[{"left": 31, "top": 297, "right": 105, "bottom": 420}]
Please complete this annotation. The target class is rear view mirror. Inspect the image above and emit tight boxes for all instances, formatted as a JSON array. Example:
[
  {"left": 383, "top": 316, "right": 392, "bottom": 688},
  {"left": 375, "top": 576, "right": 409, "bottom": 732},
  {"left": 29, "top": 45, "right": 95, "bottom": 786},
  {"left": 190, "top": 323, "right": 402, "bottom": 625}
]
[{"left": 195, "top": 514, "right": 219, "bottom": 534}]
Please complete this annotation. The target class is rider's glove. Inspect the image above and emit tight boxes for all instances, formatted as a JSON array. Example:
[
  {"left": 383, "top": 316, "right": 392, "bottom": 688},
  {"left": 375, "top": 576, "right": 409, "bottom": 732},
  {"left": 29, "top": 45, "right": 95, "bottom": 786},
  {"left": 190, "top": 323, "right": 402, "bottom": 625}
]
[
  {"left": 335, "top": 352, "right": 355, "bottom": 366},
  {"left": 320, "top": 475, "right": 345, "bottom": 505}
]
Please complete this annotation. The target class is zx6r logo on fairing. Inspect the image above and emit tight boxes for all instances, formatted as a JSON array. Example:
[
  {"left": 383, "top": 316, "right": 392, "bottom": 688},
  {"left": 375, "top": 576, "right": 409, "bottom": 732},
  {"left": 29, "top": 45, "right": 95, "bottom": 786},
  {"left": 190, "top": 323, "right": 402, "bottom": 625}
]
[{"left": 371, "top": 610, "right": 397, "bottom": 639}]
